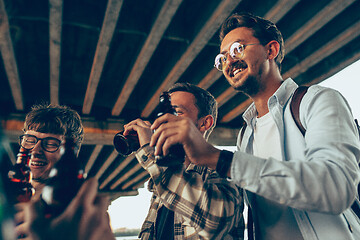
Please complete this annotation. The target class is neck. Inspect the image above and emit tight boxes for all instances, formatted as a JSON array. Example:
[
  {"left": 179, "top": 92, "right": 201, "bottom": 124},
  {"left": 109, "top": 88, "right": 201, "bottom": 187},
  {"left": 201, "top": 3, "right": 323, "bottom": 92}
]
[
  {"left": 30, "top": 180, "right": 46, "bottom": 199},
  {"left": 251, "top": 74, "right": 283, "bottom": 118}
]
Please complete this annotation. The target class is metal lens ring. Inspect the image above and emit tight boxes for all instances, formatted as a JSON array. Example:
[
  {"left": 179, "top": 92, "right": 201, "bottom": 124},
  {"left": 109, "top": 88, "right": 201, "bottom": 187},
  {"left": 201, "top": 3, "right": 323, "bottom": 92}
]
[
  {"left": 214, "top": 54, "right": 226, "bottom": 71},
  {"left": 230, "top": 42, "right": 244, "bottom": 59}
]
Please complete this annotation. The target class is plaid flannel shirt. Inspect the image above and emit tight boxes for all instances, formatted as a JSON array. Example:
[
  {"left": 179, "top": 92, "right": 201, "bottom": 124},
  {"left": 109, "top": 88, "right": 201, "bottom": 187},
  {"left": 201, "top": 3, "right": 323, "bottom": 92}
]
[{"left": 135, "top": 145, "right": 244, "bottom": 240}]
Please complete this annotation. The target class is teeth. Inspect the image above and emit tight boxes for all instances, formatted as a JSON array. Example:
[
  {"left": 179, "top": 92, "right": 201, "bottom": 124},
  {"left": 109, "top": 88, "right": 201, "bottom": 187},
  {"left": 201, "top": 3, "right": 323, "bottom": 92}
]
[
  {"left": 31, "top": 161, "right": 47, "bottom": 166},
  {"left": 233, "top": 68, "right": 243, "bottom": 75}
]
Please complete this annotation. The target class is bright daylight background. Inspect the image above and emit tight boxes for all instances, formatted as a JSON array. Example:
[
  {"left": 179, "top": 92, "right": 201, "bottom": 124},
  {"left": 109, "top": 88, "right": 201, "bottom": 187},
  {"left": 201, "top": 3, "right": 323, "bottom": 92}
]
[{"left": 107, "top": 59, "right": 360, "bottom": 231}]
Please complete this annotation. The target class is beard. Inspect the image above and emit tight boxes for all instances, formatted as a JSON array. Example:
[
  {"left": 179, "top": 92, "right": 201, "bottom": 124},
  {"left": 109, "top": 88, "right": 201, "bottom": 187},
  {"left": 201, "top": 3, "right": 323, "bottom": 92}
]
[{"left": 233, "top": 74, "right": 261, "bottom": 97}]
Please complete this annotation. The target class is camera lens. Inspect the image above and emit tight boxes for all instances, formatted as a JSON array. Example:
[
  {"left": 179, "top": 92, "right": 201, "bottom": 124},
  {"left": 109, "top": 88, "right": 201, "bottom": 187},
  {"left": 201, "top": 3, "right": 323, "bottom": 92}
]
[{"left": 113, "top": 131, "right": 140, "bottom": 156}]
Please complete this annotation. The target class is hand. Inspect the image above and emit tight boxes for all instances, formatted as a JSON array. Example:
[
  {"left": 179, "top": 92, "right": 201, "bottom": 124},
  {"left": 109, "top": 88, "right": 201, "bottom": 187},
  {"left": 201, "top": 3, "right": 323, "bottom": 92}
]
[
  {"left": 22, "top": 178, "right": 115, "bottom": 240},
  {"left": 151, "top": 113, "right": 220, "bottom": 168},
  {"left": 123, "top": 119, "right": 153, "bottom": 147},
  {"left": 14, "top": 202, "right": 29, "bottom": 239}
]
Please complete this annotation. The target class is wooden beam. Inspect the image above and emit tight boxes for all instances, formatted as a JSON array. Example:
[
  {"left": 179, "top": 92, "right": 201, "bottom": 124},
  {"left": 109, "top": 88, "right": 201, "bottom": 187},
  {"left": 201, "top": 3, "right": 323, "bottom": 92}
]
[
  {"left": 94, "top": 149, "right": 119, "bottom": 180},
  {"left": 84, "top": 144, "right": 103, "bottom": 174},
  {"left": 308, "top": 51, "right": 360, "bottom": 86},
  {"left": 111, "top": 0, "right": 183, "bottom": 116},
  {"left": 100, "top": 163, "right": 142, "bottom": 189},
  {"left": 82, "top": 0, "right": 123, "bottom": 114},
  {"left": 100, "top": 190, "right": 139, "bottom": 200},
  {"left": 220, "top": 98, "right": 253, "bottom": 123},
  {"left": 284, "top": 20, "right": 360, "bottom": 79},
  {"left": 285, "top": 0, "right": 355, "bottom": 53},
  {"left": 197, "top": 69, "right": 223, "bottom": 90},
  {"left": 129, "top": 180, "right": 148, "bottom": 191},
  {"left": 117, "top": 170, "right": 149, "bottom": 190},
  {"left": 49, "top": 0, "right": 63, "bottom": 105},
  {"left": 216, "top": 87, "right": 237, "bottom": 108},
  {"left": 1, "top": 116, "right": 240, "bottom": 146},
  {"left": 264, "top": 0, "right": 300, "bottom": 23},
  {"left": 0, "top": 0, "right": 24, "bottom": 110},
  {"left": 141, "top": 0, "right": 242, "bottom": 117}
]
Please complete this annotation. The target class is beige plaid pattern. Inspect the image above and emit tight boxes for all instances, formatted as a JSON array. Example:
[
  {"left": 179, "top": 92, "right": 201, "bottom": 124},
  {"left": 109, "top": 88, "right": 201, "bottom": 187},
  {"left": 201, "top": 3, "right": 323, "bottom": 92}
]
[{"left": 135, "top": 145, "right": 244, "bottom": 240}]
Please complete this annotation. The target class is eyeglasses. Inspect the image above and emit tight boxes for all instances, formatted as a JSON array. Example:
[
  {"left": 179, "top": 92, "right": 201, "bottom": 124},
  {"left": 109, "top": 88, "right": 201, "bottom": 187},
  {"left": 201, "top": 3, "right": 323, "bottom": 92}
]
[
  {"left": 19, "top": 134, "right": 62, "bottom": 153},
  {"left": 214, "top": 42, "right": 260, "bottom": 71}
]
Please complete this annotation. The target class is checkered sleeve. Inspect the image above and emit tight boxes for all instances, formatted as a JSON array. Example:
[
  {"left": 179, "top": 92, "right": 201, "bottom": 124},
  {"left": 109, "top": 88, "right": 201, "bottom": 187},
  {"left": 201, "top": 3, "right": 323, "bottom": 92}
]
[{"left": 135, "top": 145, "right": 244, "bottom": 239}]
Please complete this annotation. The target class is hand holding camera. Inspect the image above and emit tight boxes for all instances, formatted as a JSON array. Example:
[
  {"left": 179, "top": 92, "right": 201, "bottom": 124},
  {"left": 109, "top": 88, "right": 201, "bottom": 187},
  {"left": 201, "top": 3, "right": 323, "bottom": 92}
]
[{"left": 113, "top": 92, "right": 185, "bottom": 166}]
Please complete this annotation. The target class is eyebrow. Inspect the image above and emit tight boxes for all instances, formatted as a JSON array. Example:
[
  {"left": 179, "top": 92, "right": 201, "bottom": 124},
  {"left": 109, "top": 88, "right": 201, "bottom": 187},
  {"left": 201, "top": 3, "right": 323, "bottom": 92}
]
[{"left": 172, "top": 104, "right": 188, "bottom": 112}]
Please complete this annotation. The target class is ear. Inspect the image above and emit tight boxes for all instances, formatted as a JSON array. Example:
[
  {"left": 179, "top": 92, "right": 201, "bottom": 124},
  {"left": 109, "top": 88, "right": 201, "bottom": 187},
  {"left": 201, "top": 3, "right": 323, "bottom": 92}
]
[
  {"left": 267, "top": 40, "right": 280, "bottom": 60},
  {"left": 199, "top": 115, "right": 214, "bottom": 133}
]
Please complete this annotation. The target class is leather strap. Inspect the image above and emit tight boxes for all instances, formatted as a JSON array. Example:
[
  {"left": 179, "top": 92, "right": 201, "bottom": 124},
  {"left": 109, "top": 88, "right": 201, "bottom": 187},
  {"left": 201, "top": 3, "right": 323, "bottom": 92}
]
[{"left": 290, "top": 86, "right": 309, "bottom": 136}]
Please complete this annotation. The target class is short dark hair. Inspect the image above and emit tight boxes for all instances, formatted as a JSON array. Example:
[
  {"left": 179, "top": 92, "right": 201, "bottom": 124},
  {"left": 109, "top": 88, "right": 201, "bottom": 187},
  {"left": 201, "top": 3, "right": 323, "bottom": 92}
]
[
  {"left": 219, "top": 12, "right": 285, "bottom": 70},
  {"left": 23, "top": 104, "right": 84, "bottom": 152},
  {"left": 168, "top": 82, "right": 217, "bottom": 140}
]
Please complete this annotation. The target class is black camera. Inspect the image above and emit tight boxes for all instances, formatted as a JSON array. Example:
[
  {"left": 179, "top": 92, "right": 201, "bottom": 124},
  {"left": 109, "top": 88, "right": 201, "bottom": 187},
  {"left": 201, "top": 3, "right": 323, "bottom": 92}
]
[
  {"left": 113, "top": 92, "right": 185, "bottom": 166},
  {"left": 113, "top": 130, "right": 140, "bottom": 156}
]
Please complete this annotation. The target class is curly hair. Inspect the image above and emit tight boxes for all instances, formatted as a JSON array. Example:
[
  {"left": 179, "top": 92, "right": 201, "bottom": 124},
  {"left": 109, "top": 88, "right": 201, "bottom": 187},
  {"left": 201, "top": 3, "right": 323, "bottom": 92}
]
[{"left": 23, "top": 103, "right": 84, "bottom": 152}]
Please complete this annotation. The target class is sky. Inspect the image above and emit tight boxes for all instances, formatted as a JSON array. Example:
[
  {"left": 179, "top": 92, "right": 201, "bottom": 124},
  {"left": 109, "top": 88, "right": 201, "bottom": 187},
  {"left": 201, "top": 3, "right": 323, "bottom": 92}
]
[{"left": 107, "top": 58, "right": 360, "bottom": 230}]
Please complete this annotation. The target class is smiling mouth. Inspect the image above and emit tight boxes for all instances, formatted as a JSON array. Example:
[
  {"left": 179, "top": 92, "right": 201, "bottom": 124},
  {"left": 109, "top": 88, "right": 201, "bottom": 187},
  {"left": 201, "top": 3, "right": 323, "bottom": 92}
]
[
  {"left": 233, "top": 68, "right": 245, "bottom": 76},
  {"left": 30, "top": 161, "right": 48, "bottom": 167},
  {"left": 229, "top": 62, "right": 247, "bottom": 77}
]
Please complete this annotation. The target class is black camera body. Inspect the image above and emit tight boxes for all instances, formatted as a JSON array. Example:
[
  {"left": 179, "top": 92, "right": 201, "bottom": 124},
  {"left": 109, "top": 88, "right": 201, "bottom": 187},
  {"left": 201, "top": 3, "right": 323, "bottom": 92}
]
[{"left": 113, "top": 92, "right": 185, "bottom": 166}]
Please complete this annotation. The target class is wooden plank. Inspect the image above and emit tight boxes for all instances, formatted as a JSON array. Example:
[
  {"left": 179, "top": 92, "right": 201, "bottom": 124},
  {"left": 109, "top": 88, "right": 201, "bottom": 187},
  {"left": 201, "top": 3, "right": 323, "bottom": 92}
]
[
  {"left": 111, "top": 0, "right": 183, "bottom": 116},
  {"left": 117, "top": 170, "right": 149, "bottom": 190},
  {"left": 220, "top": 98, "right": 252, "bottom": 123},
  {"left": 49, "top": 0, "right": 63, "bottom": 105},
  {"left": 308, "top": 52, "right": 360, "bottom": 86},
  {"left": 216, "top": 87, "right": 237, "bottom": 108},
  {"left": 82, "top": 0, "right": 123, "bottom": 114},
  {"left": 284, "top": 20, "right": 360, "bottom": 79},
  {"left": 100, "top": 163, "right": 142, "bottom": 189},
  {"left": 285, "top": 0, "right": 355, "bottom": 53},
  {"left": 84, "top": 144, "right": 103, "bottom": 174},
  {"left": 0, "top": 0, "right": 24, "bottom": 110},
  {"left": 197, "top": 69, "right": 223, "bottom": 90},
  {"left": 94, "top": 149, "right": 119, "bottom": 179},
  {"left": 141, "top": 0, "right": 243, "bottom": 117},
  {"left": 99, "top": 190, "right": 139, "bottom": 200},
  {"left": 264, "top": 0, "right": 300, "bottom": 23}
]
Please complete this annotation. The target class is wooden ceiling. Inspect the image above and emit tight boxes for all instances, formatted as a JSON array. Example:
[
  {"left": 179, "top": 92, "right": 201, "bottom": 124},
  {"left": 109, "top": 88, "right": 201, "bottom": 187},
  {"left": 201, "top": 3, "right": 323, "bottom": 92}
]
[{"left": 1, "top": 0, "right": 360, "bottom": 199}]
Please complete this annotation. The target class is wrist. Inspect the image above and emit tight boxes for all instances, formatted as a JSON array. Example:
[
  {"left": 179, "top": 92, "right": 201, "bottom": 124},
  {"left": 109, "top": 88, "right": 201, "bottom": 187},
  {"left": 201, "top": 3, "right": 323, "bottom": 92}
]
[{"left": 216, "top": 150, "right": 233, "bottom": 178}]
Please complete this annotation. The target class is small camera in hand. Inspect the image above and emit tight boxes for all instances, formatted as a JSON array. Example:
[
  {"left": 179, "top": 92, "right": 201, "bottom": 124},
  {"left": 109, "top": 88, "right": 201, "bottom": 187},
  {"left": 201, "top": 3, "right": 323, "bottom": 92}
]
[
  {"left": 113, "top": 92, "right": 185, "bottom": 166},
  {"left": 113, "top": 131, "right": 140, "bottom": 157}
]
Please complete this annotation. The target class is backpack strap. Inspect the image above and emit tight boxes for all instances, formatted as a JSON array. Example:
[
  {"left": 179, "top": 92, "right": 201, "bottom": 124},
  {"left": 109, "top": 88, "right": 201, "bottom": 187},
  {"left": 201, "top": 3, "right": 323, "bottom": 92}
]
[{"left": 290, "top": 86, "right": 309, "bottom": 136}]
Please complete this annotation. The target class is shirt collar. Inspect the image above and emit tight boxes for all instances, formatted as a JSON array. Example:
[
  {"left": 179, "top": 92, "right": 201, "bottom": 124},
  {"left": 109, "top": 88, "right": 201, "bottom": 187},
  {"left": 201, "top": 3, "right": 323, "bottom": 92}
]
[{"left": 243, "top": 78, "right": 298, "bottom": 123}]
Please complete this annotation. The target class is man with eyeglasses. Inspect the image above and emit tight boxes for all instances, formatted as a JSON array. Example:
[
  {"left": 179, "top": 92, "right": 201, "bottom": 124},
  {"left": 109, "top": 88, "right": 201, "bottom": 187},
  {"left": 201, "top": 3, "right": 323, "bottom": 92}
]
[
  {"left": 19, "top": 104, "right": 83, "bottom": 197},
  {"left": 153, "top": 13, "right": 360, "bottom": 239},
  {"left": 14, "top": 104, "right": 115, "bottom": 240}
]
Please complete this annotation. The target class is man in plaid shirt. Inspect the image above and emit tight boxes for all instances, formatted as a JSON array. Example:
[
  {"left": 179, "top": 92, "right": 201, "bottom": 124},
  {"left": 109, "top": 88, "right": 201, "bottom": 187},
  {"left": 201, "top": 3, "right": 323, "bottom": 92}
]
[{"left": 124, "top": 83, "right": 244, "bottom": 239}]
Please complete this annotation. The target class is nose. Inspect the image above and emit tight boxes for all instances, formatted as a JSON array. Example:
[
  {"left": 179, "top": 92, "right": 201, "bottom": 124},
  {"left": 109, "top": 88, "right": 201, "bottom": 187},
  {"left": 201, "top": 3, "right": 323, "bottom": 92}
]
[
  {"left": 31, "top": 140, "right": 44, "bottom": 152},
  {"left": 222, "top": 52, "right": 236, "bottom": 71}
]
